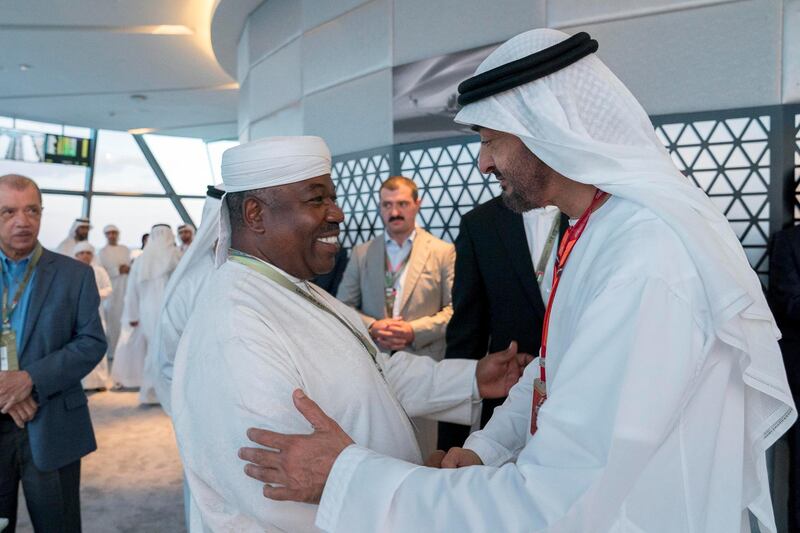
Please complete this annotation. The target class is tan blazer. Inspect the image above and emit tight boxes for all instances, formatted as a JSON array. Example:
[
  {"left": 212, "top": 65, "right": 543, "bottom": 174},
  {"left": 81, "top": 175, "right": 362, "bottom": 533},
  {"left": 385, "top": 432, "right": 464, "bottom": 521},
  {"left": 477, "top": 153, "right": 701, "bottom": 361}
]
[{"left": 336, "top": 228, "right": 455, "bottom": 358}]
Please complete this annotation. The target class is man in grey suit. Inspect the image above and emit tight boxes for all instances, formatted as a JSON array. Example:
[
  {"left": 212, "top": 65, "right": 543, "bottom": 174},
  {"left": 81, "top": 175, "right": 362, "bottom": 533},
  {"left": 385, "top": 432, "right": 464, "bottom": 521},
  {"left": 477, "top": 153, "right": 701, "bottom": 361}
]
[
  {"left": 337, "top": 175, "right": 455, "bottom": 456},
  {"left": 0, "top": 174, "right": 106, "bottom": 533}
]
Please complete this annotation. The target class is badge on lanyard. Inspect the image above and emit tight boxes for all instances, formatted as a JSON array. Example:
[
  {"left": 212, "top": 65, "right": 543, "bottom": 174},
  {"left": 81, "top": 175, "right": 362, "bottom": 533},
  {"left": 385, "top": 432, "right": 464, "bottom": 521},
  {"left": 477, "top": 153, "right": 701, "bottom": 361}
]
[{"left": 0, "top": 328, "right": 18, "bottom": 371}]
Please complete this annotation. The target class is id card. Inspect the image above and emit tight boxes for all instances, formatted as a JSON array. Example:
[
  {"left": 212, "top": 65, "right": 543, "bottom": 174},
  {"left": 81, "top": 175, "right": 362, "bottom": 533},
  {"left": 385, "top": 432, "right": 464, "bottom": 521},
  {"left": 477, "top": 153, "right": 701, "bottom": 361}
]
[
  {"left": 530, "top": 378, "right": 547, "bottom": 435},
  {"left": 0, "top": 329, "right": 18, "bottom": 371},
  {"left": 384, "top": 287, "right": 396, "bottom": 318}
]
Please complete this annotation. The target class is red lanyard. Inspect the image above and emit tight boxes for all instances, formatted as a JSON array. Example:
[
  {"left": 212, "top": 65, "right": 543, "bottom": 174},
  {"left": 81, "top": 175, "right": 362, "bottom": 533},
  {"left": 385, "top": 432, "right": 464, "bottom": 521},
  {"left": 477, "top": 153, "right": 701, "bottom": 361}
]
[{"left": 539, "top": 189, "right": 609, "bottom": 384}]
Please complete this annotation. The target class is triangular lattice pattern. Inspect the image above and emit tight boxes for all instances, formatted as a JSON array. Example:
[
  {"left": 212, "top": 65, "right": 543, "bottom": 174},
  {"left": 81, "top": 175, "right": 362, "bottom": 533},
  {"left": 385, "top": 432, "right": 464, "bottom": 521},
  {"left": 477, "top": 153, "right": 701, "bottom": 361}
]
[
  {"left": 332, "top": 153, "right": 391, "bottom": 250},
  {"left": 794, "top": 113, "right": 800, "bottom": 223},
  {"left": 654, "top": 115, "right": 771, "bottom": 285},
  {"left": 398, "top": 142, "right": 501, "bottom": 243}
]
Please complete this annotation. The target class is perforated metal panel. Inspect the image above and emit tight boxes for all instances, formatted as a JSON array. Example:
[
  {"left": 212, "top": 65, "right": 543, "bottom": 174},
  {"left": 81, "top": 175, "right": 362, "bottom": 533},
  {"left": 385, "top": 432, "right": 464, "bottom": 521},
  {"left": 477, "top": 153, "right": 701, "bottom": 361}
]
[
  {"left": 332, "top": 106, "right": 795, "bottom": 287},
  {"left": 653, "top": 115, "right": 772, "bottom": 284}
]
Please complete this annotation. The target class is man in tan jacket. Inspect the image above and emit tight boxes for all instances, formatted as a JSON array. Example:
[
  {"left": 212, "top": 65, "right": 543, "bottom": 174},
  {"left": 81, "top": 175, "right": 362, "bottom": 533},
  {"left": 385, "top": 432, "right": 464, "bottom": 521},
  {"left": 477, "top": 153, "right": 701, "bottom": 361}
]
[{"left": 337, "top": 176, "right": 455, "bottom": 456}]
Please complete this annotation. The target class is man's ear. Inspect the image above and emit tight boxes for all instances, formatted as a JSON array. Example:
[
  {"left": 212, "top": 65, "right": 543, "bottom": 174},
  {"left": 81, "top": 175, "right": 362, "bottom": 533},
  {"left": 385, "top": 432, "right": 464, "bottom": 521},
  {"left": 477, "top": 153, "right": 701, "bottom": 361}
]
[{"left": 243, "top": 196, "right": 267, "bottom": 234}]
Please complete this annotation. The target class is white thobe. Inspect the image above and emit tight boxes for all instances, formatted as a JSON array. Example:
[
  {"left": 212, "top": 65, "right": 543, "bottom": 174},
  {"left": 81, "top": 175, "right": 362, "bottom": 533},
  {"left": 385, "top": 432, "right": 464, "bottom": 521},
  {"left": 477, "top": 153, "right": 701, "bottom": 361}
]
[
  {"left": 315, "top": 196, "right": 765, "bottom": 533},
  {"left": 55, "top": 237, "right": 78, "bottom": 257},
  {"left": 99, "top": 244, "right": 131, "bottom": 358},
  {"left": 152, "top": 246, "right": 215, "bottom": 416},
  {"left": 82, "top": 264, "right": 113, "bottom": 390},
  {"left": 171, "top": 259, "right": 480, "bottom": 532}
]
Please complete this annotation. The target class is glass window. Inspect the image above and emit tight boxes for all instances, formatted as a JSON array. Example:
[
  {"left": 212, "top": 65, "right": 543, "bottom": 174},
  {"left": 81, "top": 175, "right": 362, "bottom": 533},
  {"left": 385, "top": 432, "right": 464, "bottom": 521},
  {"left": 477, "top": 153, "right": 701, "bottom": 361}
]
[
  {"left": 0, "top": 116, "right": 13, "bottom": 128},
  {"left": 88, "top": 196, "right": 185, "bottom": 250},
  {"left": 14, "top": 119, "right": 62, "bottom": 135},
  {"left": 143, "top": 134, "right": 214, "bottom": 196},
  {"left": 206, "top": 140, "right": 239, "bottom": 184},
  {"left": 181, "top": 198, "right": 206, "bottom": 228},
  {"left": 40, "top": 193, "right": 84, "bottom": 251},
  {"left": 63, "top": 126, "right": 92, "bottom": 139},
  {"left": 0, "top": 159, "right": 86, "bottom": 191},
  {"left": 92, "top": 130, "right": 165, "bottom": 194}
]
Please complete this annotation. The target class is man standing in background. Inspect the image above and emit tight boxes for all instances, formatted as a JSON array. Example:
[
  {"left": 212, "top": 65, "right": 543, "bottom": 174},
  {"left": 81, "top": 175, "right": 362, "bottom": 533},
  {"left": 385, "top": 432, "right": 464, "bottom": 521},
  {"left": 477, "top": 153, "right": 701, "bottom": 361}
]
[
  {"left": 98, "top": 224, "right": 131, "bottom": 359},
  {"left": 177, "top": 223, "right": 195, "bottom": 254},
  {"left": 55, "top": 217, "right": 91, "bottom": 257},
  {"left": 439, "top": 196, "right": 563, "bottom": 449},
  {"left": 337, "top": 176, "right": 455, "bottom": 457},
  {"left": 0, "top": 174, "right": 106, "bottom": 532}
]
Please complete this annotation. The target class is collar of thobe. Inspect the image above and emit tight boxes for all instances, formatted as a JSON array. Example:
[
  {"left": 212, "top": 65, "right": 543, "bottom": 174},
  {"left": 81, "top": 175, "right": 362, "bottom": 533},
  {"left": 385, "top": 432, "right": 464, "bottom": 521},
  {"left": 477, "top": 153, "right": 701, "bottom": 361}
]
[{"left": 227, "top": 249, "right": 386, "bottom": 380}]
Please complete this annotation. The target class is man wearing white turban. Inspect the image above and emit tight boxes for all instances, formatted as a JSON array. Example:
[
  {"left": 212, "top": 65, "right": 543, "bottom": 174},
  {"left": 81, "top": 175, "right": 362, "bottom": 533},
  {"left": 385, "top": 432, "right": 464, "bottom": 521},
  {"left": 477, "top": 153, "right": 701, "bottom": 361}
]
[
  {"left": 55, "top": 217, "right": 91, "bottom": 257},
  {"left": 177, "top": 223, "right": 195, "bottom": 255},
  {"left": 237, "top": 30, "right": 796, "bottom": 533},
  {"left": 111, "top": 224, "right": 179, "bottom": 397},
  {"left": 98, "top": 224, "right": 131, "bottom": 359},
  {"left": 73, "top": 241, "right": 113, "bottom": 390},
  {"left": 170, "top": 136, "right": 530, "bottom": 532}
]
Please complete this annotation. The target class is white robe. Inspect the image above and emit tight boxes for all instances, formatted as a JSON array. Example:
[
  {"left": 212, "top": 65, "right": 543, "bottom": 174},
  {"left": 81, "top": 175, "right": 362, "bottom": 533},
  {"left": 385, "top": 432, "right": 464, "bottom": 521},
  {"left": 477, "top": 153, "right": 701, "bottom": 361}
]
[
  {"left": 55, "top": 237, "right": 78, "bottom": 257},
  {"left": 151, "top": 247, "right": 215, "bottom": 416},
  {"left": 98, "top": 244, "right": 131, "bottom": 359},
  {"left": 82, "top": 264, "right": 113, "bottom": 390},
  {"left": 110, "top": 259, "right": 171, "bottom": 391},
  {"left": 171, "top": 259, "right": 479, "bottom": 532},
  {"left": 315, "top": 196, "right": 773, "bottom": 533}
]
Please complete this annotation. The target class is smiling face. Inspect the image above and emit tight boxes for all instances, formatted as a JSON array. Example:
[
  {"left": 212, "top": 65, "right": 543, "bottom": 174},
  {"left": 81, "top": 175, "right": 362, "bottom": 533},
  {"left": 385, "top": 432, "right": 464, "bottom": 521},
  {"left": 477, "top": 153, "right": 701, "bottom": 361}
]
[
  {"left": 0, "top": 182, "right": 42, "bottom": 260},
  {"left": 477, "top": 127, "right": 559, "bottom": 213},
  {"left": 245, "top": 174, "right": 344, "bottom": 280}
]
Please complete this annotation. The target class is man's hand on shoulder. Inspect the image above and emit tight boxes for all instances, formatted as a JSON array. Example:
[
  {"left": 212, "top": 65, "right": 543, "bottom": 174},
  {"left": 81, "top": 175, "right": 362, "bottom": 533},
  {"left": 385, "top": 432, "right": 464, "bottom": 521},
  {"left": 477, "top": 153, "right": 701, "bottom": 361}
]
[
  {"left": 475, "top": 341, "right": 533, "bottom": 399},
  {"left": 239, "top": 389, "right": 354, "bottom": 504},
  {"left": 0, "top": 370, "right": 34, "bottom": 412}
]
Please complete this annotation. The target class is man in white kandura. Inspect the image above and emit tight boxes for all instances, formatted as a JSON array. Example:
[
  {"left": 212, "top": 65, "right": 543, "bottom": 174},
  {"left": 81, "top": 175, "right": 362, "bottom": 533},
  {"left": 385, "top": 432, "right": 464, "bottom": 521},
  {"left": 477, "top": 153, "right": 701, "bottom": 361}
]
[
  {"left": 150, "top": 185, "right": 224, "bottom": 415},
  {"left": 171, "top": 136, "right": 530, "bottom": 532},
  {"left": 114, "top": 224, "right": 179, "bottom": 400},
  {"left": 98, "top": 224, "right": 131, "bottom": 359},
  {"left": 238, "top": 29, "right": 796, "bottom": 533},
  {"left": 55, "top": 217, "right": 91, "bottom": 257},
  {"left": 73, "top": 241, "right": 113, "bottom": 390}
]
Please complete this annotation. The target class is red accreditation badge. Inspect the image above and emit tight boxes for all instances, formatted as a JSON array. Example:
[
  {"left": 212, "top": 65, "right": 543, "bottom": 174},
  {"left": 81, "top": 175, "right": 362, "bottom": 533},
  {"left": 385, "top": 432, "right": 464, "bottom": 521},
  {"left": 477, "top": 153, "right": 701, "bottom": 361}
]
[{"left": 530, "top": 377, "right": 547, "bottom": 435}]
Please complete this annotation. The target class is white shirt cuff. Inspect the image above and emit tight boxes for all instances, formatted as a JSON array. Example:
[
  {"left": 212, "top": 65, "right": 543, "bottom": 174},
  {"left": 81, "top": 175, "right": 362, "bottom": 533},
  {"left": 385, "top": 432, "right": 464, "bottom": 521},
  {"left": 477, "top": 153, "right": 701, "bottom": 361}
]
[{"left": 316, "top": 444, "right": 371, "bottom": 532}]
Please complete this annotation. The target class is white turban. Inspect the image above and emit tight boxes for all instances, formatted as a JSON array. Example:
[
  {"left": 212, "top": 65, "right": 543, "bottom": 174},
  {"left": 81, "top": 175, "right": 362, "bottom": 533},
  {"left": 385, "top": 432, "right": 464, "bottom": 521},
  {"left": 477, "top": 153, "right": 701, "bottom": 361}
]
[
  {"left": 456, "top": 28, "right": 793, "bottom": 530},
  {"left": 73, "top": 241, "right": 95, "bottom": 256},
  {"left": 103, "top": 224, "right": 119, "bottom": 234},
  {"left": 215, "top": 136, "right": 332, "bottom": 266},
  {"left": 220, "top": 136, "right": 331, "bottom": 192}
]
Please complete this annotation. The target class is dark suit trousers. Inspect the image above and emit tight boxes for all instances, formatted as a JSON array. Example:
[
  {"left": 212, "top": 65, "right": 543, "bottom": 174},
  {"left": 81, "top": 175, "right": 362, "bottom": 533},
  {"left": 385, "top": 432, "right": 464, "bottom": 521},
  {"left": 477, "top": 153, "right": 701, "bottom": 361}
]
[{"left": 0, "top": 417, "right": 81, "bottom": 533}]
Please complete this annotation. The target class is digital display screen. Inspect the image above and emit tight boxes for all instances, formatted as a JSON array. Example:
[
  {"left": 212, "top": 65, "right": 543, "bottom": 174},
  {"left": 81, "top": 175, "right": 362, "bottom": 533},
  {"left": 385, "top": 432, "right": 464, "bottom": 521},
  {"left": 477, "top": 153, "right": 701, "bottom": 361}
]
[{"left": 44, "top": 134, "right": 92, "bottom": 166}]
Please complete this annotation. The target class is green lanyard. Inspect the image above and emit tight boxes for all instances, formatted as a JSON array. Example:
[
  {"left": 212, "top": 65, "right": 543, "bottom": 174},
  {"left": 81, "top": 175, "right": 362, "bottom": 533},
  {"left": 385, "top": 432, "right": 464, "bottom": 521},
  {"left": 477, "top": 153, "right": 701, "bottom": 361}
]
[
  {"left": 383, "top": 241, "right": 413, "bottom": 317},
  {"left": 2, "top": 243, "right": 42, "bottom": 331},
  {"left": 228, "top": 249, "right": 384, "bottom": 380},
  {"left": 534, "top": 214, "right": 561, "bottom": 286}
]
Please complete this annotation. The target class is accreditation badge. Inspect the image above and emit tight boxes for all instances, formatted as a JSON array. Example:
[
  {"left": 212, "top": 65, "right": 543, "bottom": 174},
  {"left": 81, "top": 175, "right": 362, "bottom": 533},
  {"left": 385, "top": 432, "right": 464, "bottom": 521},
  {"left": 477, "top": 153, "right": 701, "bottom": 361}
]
[
  {"left": 0, "top": 329, "right": 18, "bottom": 371},
  {"left": 384, "top": 287, "right": 396, "bottom": 318},
  {"left": 530, "top": 377, "right": 547, "bottom": 435}
]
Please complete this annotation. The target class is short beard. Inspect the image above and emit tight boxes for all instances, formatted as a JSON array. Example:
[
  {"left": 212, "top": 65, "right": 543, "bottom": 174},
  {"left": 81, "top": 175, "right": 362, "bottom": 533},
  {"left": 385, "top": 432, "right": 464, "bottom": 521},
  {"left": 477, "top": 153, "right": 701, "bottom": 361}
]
[{"left": 501, "top": 188, "right": 536, "bottom": 214}]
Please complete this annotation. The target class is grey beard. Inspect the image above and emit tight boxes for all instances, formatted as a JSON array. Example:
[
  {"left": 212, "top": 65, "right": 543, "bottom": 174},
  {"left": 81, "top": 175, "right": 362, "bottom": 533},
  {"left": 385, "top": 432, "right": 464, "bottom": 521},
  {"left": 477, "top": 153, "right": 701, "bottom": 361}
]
[{"left": 501, "top": 189, "right": 536, "bottom": 214}]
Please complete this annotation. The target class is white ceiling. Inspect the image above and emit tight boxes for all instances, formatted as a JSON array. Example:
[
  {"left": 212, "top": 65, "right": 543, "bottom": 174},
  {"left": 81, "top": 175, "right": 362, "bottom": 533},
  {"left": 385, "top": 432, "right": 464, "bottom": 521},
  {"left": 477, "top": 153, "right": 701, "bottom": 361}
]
[{"left": 0, "top": 0, "right": 240, "bottom": 140}]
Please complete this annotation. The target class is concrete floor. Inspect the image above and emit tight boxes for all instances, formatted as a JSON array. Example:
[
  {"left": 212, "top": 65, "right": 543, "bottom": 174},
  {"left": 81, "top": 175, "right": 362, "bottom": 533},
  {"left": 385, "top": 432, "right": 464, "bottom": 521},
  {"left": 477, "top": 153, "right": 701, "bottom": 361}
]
[{"left": 15, "top": 391, "right": 185, "bottom": 533}]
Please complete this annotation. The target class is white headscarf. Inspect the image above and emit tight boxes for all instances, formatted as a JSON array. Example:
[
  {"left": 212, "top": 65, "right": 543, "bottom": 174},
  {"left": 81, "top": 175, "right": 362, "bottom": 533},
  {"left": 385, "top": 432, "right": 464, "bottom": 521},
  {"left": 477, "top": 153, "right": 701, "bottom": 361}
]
[
  {"left": 136, "top": 224, "right": 180, "bottom": 282},
  {"left": 103, "top": 224, "right": 119, "bottom": 234},
  {"left": 216, "top": 136, "right": 332, "bottom": 266},
  {"left": 73, "top": 241, "right": 95, "bottom": 256},
  {"left": 67, "top": 217, "right": 91, "bottom": 239},
  {"left": 177, "top": 224, "right": 196, "bottom": 236},
  {"left": 455, "top": 28, "right": 794, "bottom": 529},
  {"left": 163, "top": 188, "right": 223, "bottom": 309}
]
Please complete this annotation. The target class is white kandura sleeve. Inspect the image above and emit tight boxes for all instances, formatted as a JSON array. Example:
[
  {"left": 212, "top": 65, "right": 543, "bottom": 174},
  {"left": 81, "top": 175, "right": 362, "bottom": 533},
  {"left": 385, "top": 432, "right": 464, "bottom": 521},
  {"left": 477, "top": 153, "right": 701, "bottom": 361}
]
[
  {"left": 463, "top": 357, "right": 537, "bottom": 467},
  {"left": 316, "top": 277, "right": 704, "bottom": 533},
  {"left": 379, "top": 350, "right": 480, "bottom": 426}
]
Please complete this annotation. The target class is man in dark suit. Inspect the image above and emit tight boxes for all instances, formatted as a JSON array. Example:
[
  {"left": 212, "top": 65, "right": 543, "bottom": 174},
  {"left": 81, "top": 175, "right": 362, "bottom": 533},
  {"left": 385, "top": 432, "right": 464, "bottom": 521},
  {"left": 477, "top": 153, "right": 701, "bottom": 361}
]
[
  {"left": 439, "top": 195, "right": 564, "bottom": 449},
  {"left": 0, "top": 174, "right": 106, "bottom": 532},
  {"left": 769, "top": 224, "right": 800, "bottom": 533}
]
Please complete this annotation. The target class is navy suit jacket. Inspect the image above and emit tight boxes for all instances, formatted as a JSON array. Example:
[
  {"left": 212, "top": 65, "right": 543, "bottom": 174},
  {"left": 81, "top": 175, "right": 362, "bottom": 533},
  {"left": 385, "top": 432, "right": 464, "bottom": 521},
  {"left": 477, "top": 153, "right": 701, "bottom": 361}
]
[
  {"left": 769, "top": 226, "right": 800, "bottom": 394},
  {"left": 13, "top": 248, "right": 107, "bottom": 471}
]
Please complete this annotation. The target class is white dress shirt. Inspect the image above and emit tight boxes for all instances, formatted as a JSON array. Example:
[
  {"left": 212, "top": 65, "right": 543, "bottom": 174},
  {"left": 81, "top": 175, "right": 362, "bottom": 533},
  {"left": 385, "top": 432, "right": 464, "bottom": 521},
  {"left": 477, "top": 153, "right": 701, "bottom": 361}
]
[
  {"left": 521, "top": 206, "right": 560, "bottom": 302},
  {"left": 384, "top": 229, "right": 416, "bottom": 318}
]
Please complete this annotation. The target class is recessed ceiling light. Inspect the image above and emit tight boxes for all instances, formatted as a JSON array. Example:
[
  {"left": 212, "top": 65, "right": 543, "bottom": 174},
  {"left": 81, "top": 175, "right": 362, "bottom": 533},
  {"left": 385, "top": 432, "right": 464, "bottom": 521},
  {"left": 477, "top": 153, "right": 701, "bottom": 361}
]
[
  {"left": 130, "top": 94, "right": 147, "bottom": 101},
  {"left": 18, "top": 64, "right": 31, "bottom": 71},
  {"left": 128, "top": 128, "right": 156, "bottom": 135}
]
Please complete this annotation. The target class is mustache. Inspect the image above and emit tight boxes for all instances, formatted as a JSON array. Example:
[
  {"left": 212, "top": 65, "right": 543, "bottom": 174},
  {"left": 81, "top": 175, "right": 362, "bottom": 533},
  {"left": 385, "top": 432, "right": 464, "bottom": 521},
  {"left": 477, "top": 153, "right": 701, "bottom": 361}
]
[
  {"left": 319, "top": 223, "right": 340, "bottom": 234},
  {"left": 389, "top": 216, "right": 405, "bottom": 222}
]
